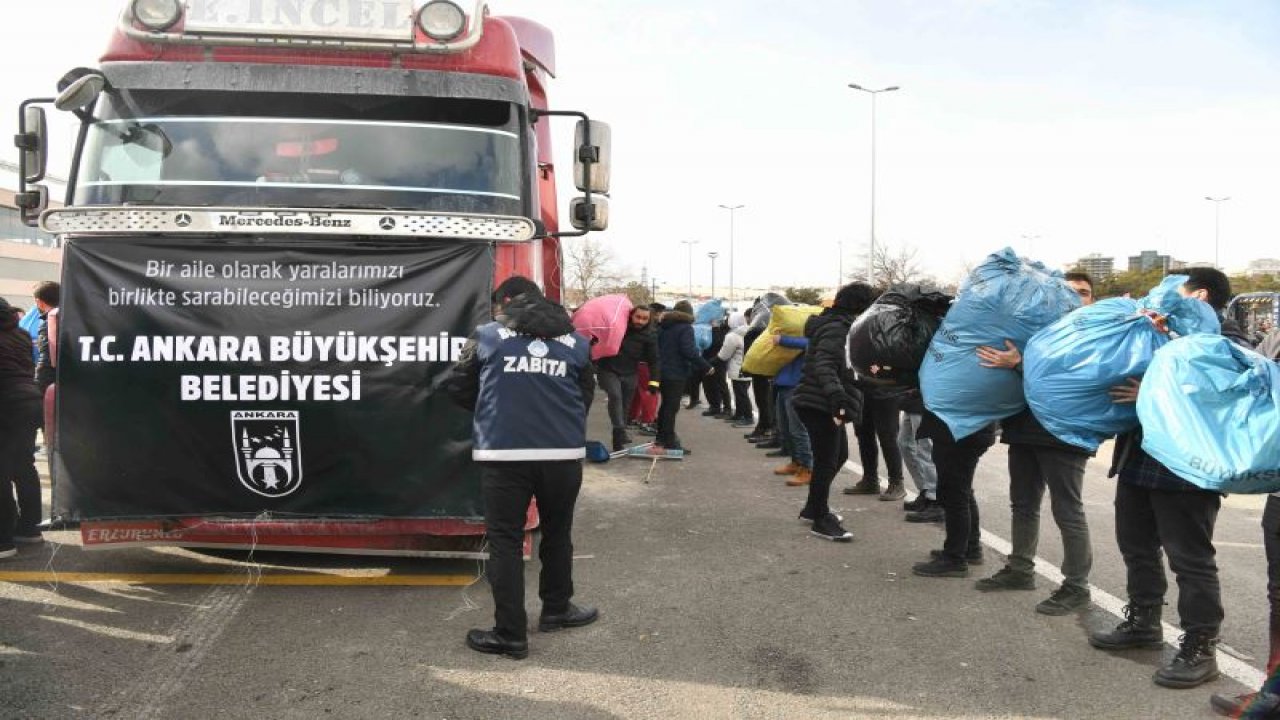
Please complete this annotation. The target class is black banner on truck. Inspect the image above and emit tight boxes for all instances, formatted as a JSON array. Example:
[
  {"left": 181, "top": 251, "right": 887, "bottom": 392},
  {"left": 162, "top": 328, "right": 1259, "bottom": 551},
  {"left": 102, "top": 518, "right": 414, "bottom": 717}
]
[{"left": 55, "top": 238, "right": 494, "bottom": 520}]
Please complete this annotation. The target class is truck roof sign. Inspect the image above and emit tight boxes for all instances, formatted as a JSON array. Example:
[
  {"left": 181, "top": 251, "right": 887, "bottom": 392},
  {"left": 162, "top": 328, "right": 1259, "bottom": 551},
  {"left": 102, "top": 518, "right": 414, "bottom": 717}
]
[{"left": 184, "top": 0, "right": 417, "bottom": 42}]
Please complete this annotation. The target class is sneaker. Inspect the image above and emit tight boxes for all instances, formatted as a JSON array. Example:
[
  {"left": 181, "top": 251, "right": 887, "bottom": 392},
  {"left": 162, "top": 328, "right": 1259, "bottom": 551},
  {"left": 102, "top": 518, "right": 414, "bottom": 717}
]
[
  {"left": 764, "top": 449, "right": 789, "bottom": 458},
  {"left": 637, "top": 424, "right": 658, "bottom": 436},
  {"left": 732, "top": 418, "right": 756, "bottom": 428},
  {"left": 773, "top": 462, "right": 802, "bottom": 476},
  {"left": 810, "top": 513, "right": 853, "bottom": 542},
  {"left": 903, "top": 493, "right": 931, "bottom": 512},
  {"left": 879, "top": 482, "right": 906, "bottom": 502},
  {"left": 785, "top": 468, "right": 812, "bottom": 487},
  {"left": 685, "top": 401, "right": 702, "bottom": 410},
  {"left": 798, "top": 510, "right": 843, "bottom": 524},
  {"left": 701, "top": 408, "right": 721, "bottom": 417},
  {"left": 0, "top": 545, "right": 16, "bottom": 560},
  {"left": 1210, "top": 691, "right": 1280, "bottom": 718},
  {"left": 842, "top": 479, "right": 880, "bottom": 495},
  {"left": 756, "top": 439, "right": 783, "bottom": 450},
  {"left": 713, "top": 411, "right": 733, "bottom": 420},
  {"left": 905, "top": 505, "right": 945, "bottom": 523},
  {"left": 13, "top": 533, "right": 44, "bottom": 545},
  {"left": 931, "top": 548, "right": 984, "bottom": 566},
  {"left": 1036, "top": 585, "right": 1091, "bottom": 616},
  {"left": 912, "top": 557, "right": 969, "bottom": 578},
  {"left": 1154, "top": 632, "right": 1219, "bottom": 689},
  {"left": 974, "top": 567, "right": 1036, "bottom": 592}
]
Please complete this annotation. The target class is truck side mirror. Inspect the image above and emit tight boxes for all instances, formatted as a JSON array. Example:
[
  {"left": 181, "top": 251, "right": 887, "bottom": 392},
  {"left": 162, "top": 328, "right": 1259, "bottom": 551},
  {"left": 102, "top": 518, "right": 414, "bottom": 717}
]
[
  {"left": 570, "top": 196, "right": 609, "bottom": 232},
  {"left": 573, "top": 120, "right": 611, "bottom": 194},
  {"left": 15, "top": 184, "right": 49, "bottom": 227},
  {"left": 15, "top": 105, "right": 48, "bottom": 184},
  {"left": 55, "top": 71, "right": 107, "bottom": 112}
]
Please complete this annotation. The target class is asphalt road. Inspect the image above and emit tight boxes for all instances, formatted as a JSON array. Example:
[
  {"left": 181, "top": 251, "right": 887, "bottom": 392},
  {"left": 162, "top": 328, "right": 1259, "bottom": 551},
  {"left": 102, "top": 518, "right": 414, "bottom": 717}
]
[{"left": 0, "top": 402, "right": 1269, "bottom": 719}]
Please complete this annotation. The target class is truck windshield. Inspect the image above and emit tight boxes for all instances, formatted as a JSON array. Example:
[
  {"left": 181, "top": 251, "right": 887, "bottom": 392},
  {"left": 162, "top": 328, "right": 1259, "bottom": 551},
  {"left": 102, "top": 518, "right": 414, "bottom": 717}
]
[{"left": 74, "top": 91, "right": 523, "bottom": 216}]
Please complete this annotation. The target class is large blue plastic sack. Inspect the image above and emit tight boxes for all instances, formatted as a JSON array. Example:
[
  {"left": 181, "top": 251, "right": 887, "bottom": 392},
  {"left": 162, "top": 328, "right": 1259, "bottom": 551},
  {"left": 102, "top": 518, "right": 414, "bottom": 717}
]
[
  {"left": 692, "top": 298, "right": 724, "bottom": 352},
  {"left": 920, "top": 248, "right": 1082, "bottom": 439},
  {"left": 695, "top": 299, "right": 724, "bottom": 326},
  {"left": 693, "top": 324, "right": 712, "bottom": 352},
  {"left": 1138, "top": 334, "right": 1280, "bottom": 494},
  {"left": 1023, "top": 275, "right": 1221, "bottom": 451}
]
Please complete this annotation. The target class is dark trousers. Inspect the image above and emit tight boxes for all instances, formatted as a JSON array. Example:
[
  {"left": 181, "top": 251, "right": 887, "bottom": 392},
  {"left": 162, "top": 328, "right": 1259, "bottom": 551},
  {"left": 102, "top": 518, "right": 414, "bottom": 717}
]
[
  {"left": 685, "top": 375, "right": 701, "bottom": 406},
  {"left": 934, "top": 435, "right": 993, "bottom": 562},
  {"left": 751, "top": 376, "right": 774, "bottom": 434},
  {"left": 0, "top": 398, "right": 42, "bottom": 543},
  {"left": 1007, "top": 445, "right": 1093, "bottom": 589},
  {"left": 657, "top": 379, "right": 687, "bottom": 448},
  {"left": 481, "top": 460, "right": 583, "bottom": 642},
  {"left": 1265, "top": 495, "right": 1280, "bottom": 693},
  {"left": 854, "top": 395, "right": 904, "bottom": 484},
  {"left": 1114, "top": 482, "right": 1223, "bottom": 636},
  {"left": 731, "top": 379, "right": 753, "bottom": 420},
  {"left": 702, "top": 360, "right": 731, "bottom": 413},
  {"left": 799, "top": 407, "right": 849, "bottom": 520},
  {"left": 597, "top": 369, "right": 637, "bottom": 432}
]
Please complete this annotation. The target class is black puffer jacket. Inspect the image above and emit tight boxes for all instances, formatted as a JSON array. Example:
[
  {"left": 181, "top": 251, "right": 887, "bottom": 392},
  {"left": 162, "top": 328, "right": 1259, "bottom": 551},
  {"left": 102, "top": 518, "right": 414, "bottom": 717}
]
[
  {"left": 793, "top": 309, "right": 862, "bottom": 422},
  {"left": 598, "top": 324, "right": 661, "bottom": 381},
  {"left": 0, "top": 302, "right": 41, "bottom": 406}
]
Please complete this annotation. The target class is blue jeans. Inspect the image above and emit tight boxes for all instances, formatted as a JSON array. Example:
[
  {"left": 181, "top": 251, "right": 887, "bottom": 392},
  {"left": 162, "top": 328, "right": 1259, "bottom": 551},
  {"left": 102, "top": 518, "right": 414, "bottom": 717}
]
[
  {"left": 775, "top": 386, "right": 812, "bottom": 468},
  {"left": 898, "top": 412, "right": 937, "bottom": 499}
]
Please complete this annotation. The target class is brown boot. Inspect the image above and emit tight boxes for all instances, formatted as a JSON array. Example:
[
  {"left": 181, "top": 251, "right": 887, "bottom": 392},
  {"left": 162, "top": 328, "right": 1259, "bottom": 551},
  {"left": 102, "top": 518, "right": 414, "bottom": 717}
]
[
  {"left": 773, "top": 462, "right": 801, "bottom": 476},
  {"left": 785, "top": 467, "right": 812, "bottom": 486}
]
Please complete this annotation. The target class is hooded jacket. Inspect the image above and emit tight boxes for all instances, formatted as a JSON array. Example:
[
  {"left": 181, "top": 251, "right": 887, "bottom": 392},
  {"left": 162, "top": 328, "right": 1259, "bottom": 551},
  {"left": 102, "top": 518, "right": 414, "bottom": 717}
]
[
  {"left": 445, "top": 292, "right": 595, "bottom": 461},
  {"left": 717, "top": 312, "right": 749, "bottom": 380},
  {"left": 657, "top": 311, "right": 711, "bottom": 380},
  {"left": 792, "top": 309, "right": 862, "bottom": 422},
  {"left": 0, "top": 300, "right": 41, "bottom": 407}
]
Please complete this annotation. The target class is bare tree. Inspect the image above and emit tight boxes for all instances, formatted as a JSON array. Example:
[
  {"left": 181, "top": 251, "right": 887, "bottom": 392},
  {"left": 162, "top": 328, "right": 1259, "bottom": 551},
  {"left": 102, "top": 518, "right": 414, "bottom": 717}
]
[
  {"left": 563, "top": 236, "right": 622, "bottom": 306},
  {"left": 847, "top": 243, "right": 927, "bottom": 289}
]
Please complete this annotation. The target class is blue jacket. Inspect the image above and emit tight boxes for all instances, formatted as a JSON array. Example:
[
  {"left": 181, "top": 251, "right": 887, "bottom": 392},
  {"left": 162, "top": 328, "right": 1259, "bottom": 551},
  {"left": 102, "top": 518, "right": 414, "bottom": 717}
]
[
  {"left": 657, "top": 311, "right": 711, "bottom": 380},
  {"left": 446, "top": 293, "right": 595, "bottom": 462},
  {"left": 775, "top": 335, "right": 808, "bottom": 388}
]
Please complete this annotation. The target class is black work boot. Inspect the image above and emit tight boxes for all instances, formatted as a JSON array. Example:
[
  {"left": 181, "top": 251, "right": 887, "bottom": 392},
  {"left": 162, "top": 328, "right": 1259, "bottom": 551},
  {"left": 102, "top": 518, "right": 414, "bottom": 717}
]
[
  {"left": 612, "top": 428, "right": 632, "bottom": 452},
  {"left": 1154, "top": 632, "right": 1220, "bottom": 688},
  {"left": 1089, "top": 603, "right": 1164, "bottom": 651}
]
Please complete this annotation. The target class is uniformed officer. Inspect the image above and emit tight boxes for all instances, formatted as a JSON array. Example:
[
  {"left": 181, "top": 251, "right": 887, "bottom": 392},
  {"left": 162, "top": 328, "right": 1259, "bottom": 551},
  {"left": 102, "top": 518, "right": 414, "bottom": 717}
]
[{"left": 445, "top": 276, "right": 598, "bottom": 659}]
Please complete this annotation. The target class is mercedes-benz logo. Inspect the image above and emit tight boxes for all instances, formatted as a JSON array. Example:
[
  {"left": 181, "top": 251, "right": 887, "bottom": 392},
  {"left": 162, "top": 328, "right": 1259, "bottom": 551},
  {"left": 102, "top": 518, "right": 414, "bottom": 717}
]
[
  {"left": 379, "top": 217, "right": 397, "bottom": 231},
  {"left": 174, "top": 212, "right": 193, "bottom": 228}
]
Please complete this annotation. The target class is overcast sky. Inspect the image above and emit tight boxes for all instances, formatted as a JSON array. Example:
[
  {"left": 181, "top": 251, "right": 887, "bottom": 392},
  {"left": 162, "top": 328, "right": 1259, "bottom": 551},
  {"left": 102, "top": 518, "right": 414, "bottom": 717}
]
[{"left": 4, "top": 1, "right": 1278, "bottom": 290}]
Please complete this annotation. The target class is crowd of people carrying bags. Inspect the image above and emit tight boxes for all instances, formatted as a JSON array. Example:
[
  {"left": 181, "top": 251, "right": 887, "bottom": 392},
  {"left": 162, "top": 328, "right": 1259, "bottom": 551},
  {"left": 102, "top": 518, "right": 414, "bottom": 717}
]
[{"left": 575, "top": 248, "right": 1280, "bottom": 718}]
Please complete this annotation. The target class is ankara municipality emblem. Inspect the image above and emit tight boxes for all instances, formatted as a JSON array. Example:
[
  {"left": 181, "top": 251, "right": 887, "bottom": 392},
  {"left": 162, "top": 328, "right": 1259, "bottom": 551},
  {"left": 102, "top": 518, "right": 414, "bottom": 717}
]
[
  {"left": 231, "top": 410, "right": 303, "bottom": 498},
  {"left": 528, "top": 339, "right": 549, "bottom": 358}
]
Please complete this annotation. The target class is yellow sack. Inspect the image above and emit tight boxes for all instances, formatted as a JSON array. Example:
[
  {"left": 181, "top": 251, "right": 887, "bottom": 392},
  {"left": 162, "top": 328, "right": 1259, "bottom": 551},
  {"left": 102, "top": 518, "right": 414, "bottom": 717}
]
[{"left": 741, "top": 305, "right": 822, "bottom": 377}]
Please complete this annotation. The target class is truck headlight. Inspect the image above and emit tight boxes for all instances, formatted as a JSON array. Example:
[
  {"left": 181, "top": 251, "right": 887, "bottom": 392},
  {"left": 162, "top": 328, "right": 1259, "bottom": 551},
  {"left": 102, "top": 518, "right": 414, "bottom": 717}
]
[
  {"left": 131, "top": 0, "right": 183, "bottom": 31},
  {"left": 417, "top": 1, "right": 467, "bottom": 41}
]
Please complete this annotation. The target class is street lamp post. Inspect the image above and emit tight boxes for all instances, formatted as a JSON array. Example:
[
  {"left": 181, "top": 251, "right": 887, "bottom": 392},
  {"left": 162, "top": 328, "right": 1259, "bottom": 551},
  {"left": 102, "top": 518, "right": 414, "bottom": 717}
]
[
  {"left": 1204, "top": 196, "right": 1230, "bottom": 269},
  {"left": 718, "top": 204, "right": 743, "bottom": 307},
  {"left": 680, "top": 239, "right": 699, "bottom": 299},
  {"left": 848, "top": 83, "right": 899, "bottom": 287},
  {"left": 837, "top": 240, "right": 844, "bottom": 289},
  {"left": 707, "top": 251, "right": 719, "bottom": 298}
]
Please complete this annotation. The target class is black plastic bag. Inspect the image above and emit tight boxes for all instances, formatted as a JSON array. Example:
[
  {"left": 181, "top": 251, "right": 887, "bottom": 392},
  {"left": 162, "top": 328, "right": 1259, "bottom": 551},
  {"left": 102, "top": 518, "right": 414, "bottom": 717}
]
[{"left": 846, "top": 284, "right": 952, "bottom": 387}]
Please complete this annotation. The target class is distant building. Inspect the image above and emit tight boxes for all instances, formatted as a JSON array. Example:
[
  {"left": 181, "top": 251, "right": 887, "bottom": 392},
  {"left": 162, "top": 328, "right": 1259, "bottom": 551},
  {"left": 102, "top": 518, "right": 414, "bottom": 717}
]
[
  {"left": 1075, "top": 253, "right": 1114, "bottom": 279},
  {"left": 1, "top": 185, "right": 63, "bottom": 308},
  {"left": 1128, "top": 250, "right": 1173, "bottom": 274},
  {"left": 1246, "top": 258, "right": 1280, "bottom": 277}
]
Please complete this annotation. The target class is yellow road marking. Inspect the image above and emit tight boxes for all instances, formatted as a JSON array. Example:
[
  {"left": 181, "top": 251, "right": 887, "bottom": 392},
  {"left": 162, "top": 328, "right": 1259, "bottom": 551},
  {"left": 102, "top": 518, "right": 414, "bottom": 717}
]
[{"left": 0, "top": 572, "right": 477, "bottom": 586}]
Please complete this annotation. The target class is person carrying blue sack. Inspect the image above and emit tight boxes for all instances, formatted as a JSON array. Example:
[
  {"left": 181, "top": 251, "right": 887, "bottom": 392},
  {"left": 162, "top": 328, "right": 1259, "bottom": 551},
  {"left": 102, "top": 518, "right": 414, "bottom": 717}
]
[
  {"left": 1021, "top": 273, "right": 1222, "bottom": 453},
  {"left": 1089, "top": 268, "right": 1246, "bottom": 691}
]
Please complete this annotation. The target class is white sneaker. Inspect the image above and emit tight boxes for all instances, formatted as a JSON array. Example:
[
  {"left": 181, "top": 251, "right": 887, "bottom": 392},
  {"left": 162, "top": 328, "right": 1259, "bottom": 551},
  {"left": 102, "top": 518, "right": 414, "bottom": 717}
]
[{"left": 0, "top": 546, "right": 16, "bottom": 559}]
